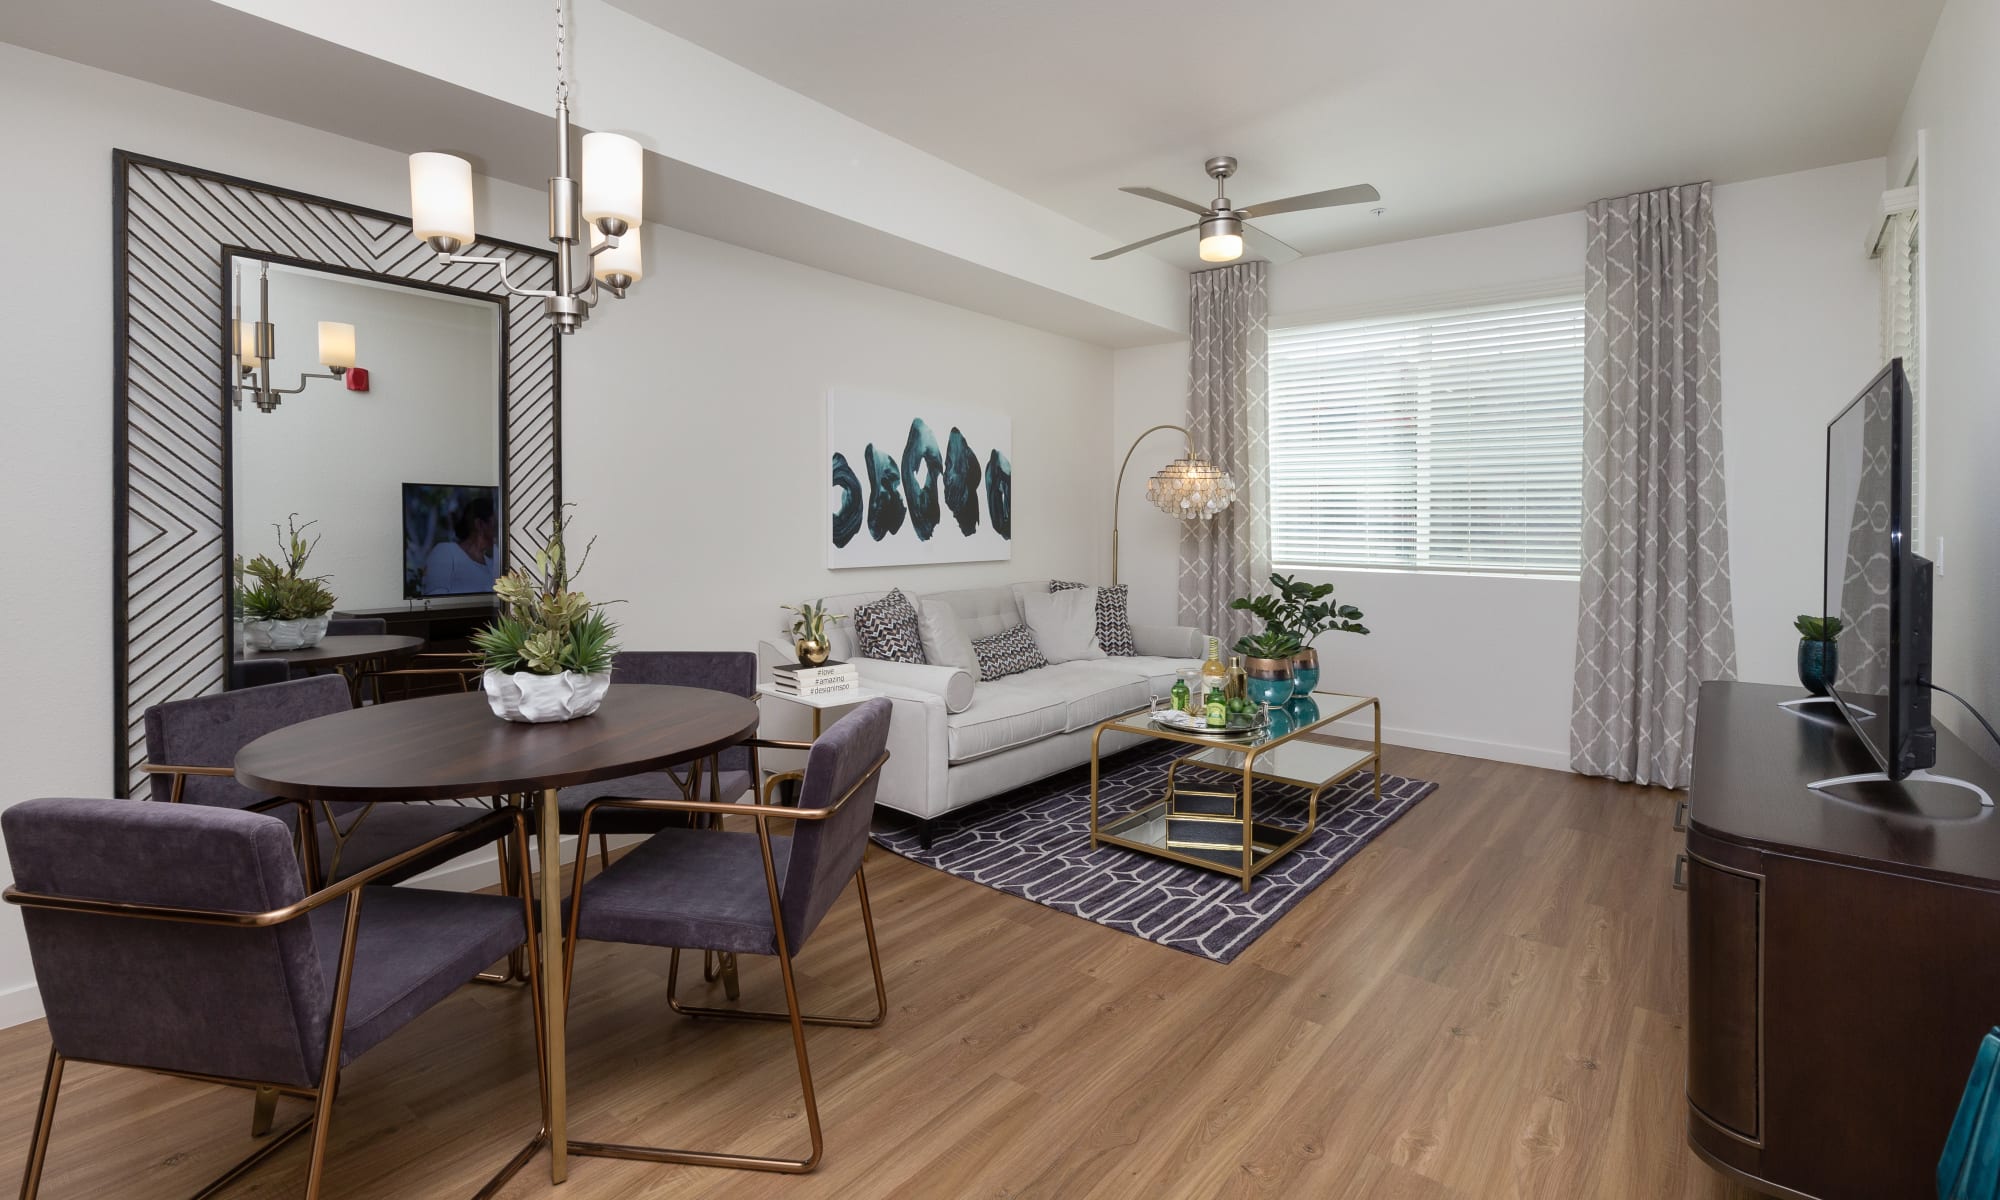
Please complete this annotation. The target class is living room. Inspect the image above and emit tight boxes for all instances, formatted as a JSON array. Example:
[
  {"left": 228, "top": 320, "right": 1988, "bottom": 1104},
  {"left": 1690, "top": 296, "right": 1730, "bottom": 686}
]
[{"left": 0, "top": 1, "right": 1995, "bottom": 1197}]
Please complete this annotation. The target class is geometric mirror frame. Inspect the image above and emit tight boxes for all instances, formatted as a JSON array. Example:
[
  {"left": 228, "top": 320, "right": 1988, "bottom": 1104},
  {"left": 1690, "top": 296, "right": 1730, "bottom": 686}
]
[{"left": 111, "top": 150, "right": 562, "bottom": 794}]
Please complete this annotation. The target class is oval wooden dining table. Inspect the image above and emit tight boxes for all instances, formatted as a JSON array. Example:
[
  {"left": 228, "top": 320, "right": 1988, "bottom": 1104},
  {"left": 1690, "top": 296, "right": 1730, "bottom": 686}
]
[{"left": 234, "top": 683, "right": 761, "bottom": 1185}]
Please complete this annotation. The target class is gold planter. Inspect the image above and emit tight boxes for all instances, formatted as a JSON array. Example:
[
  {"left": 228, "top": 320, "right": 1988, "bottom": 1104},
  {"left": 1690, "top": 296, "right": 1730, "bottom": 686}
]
[{"left": 794, "top": 636, "right": 830, "bottom": 667}]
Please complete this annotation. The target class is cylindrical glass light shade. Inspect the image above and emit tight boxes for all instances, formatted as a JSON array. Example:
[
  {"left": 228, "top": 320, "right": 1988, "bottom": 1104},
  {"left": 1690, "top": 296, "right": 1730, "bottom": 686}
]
[
  {"left": 235, "top": 319, "right": 262, "bottom": 369},
  {"left": 1144, "top": 453, "right": 1237, "bottom": 521},
  {"left": 409, "top": 152, "right": 475, "bottom": 245},
  {"left": 590, "top": 226, "right": 644, "bottom": 285},
  {"left": 1198, "top": 212, "right": 1245, "bottom": 263},
  {"left": 580, "top": 132, "right": 644, "bottom": 229},
  {"left": 318, "top": 322, "right": 356, "bottom": 369},
  {"left": 1198, "top": 232, "right": 1243, "bottom": 262}
]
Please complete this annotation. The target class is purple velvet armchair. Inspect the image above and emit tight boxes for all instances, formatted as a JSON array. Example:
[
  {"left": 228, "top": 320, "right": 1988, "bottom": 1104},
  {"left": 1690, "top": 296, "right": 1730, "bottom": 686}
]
[
  {"left": 3, "top": 797, "right": 546, "bottom": 1199},
  {"left": 560, "top": 698, "right": 892, "bottom": 1175}
]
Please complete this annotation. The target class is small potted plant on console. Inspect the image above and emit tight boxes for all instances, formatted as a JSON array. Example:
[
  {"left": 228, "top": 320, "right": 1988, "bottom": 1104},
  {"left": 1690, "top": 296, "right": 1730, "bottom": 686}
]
[{"left": 240, "top": 514, "right": 338, "bottom": 651}]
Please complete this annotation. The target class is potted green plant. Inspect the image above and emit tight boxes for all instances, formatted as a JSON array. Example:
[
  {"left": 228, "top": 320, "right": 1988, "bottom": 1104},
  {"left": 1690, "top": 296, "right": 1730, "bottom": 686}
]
[
  {"left": 1231, "top": 627, "right": 1305, "bottom": 707},
  {"left": 1230, "top": 573, "right": 1368, "bottom": 694},
  {"left": 781, "top": 599, "right": 847, "bottom": 666},
  {"left": 240, "top": 515, "right": 338, "bottom": 651},
  {"left": 471, "top": 509, "right": 620, "bottom": 723},
  {"left": 1794, "top": 614, "right": 1843, "bottom": 697}
]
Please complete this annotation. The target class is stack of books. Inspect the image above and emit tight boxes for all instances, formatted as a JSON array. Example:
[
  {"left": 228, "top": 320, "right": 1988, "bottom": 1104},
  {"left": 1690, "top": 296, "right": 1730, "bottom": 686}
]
[{"left": 773, "top": 659, "right": 860, "bottom": 698}]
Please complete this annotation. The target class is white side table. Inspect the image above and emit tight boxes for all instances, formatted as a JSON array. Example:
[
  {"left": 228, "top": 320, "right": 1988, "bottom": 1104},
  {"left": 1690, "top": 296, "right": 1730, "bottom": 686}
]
[{"left": 755, "top": 684, "right": 884, "bottom": 738}]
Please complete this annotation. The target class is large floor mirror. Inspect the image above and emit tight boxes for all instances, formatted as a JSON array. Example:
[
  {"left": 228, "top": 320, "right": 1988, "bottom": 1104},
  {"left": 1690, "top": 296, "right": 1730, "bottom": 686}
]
[{"left": 112, "top": 152, "right": 561, "bottom": 793}]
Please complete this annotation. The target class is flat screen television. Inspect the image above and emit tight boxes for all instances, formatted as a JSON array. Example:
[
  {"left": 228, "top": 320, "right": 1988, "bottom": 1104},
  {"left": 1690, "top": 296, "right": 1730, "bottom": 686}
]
[
  {"left": 402, "top": 482, "right": 502, "bottom": 599},
  {"left": 1822, "top": 359, "right": 1935, "bottom": 779}
]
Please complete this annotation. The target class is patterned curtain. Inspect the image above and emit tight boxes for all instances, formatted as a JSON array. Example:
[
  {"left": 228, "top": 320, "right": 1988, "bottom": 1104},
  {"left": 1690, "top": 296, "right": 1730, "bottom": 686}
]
[
  {"left": 1570, "top": 183, "right": 1736, "bottom": 789},
  {"left": 1178, "top": 262, "right": 1270, "bottom": 643}
]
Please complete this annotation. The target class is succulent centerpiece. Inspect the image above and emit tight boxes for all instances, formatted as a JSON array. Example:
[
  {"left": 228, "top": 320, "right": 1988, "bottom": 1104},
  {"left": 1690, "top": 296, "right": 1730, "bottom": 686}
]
[
  {"left": 471, "top": 511, "right": 620, "bottom": 723},
  {"left": 239, "top": 515, "right": 339, "bottom": 651}
]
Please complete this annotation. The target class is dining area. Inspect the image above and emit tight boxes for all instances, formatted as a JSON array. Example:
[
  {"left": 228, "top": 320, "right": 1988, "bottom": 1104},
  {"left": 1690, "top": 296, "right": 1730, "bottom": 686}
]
[{"left": 8, "top": 644, "right": 895, "bottom": 1198}]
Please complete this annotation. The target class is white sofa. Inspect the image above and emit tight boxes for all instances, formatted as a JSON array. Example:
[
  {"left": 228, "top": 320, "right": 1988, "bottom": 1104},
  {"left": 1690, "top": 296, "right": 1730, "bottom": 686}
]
[{"left": 757, "top": 582, "right": 1206, "bottom": 841}]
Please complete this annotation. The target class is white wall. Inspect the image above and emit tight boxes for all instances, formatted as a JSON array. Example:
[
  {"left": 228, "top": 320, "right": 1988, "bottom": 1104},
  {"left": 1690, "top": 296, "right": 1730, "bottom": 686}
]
[
  {"left": 233, "top": 266, "right": 502, "bottom": 609},
  {"left": 0, "top": 41, "right": 1112, "bottom": 1027},
  {"left": 1112, "top": 161, "right": 1885, "bottom": 769},
  {"left": 562, "top": 229, "right": 1111, "bottom": 655},
  {"left": 1890, "top": 0, "right": 2000, "bottom": 764}
]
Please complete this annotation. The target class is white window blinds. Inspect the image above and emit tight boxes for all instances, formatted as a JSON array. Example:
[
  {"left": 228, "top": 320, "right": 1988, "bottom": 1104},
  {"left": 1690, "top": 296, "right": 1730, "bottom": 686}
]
[{"left": 1268, "top": 294, "right": 1587, "bottom": 575}]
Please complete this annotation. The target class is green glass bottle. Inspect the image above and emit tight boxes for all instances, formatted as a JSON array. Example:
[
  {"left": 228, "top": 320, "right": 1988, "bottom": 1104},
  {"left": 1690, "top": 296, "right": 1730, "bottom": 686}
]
[
  {"left": 1170, "top": 676, "right": 1191, "bottom": 715},
  {"left": 1205, "top": 693, "right": 1228, "bottom": 728}
]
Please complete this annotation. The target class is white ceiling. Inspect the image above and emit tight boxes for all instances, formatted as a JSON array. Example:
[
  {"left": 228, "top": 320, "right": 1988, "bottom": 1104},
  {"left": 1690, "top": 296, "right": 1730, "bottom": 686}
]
[{"left": 609, "top": 0, "right": 1942, "bottom": 269}]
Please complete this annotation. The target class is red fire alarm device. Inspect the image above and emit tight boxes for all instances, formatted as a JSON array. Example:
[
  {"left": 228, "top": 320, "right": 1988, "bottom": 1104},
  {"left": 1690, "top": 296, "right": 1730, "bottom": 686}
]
[{"left": 344, "top": 367, "right": 370, "bottom": 392}]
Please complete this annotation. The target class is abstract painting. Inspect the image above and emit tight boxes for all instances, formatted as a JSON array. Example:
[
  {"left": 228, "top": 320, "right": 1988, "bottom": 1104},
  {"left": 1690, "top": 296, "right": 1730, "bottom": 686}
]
[{"left": 827, "top": 387, "right": 1012, "bottom": 567}]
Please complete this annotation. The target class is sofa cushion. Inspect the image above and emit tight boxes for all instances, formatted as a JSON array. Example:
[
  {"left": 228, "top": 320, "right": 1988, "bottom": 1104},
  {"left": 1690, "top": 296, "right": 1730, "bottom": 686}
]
[
  {"left": 917, "top": 603, "right": 978, "bottom": 677},
  {"left": 972, "top": 623, "right": 1047, "bottom": 681},
  {"left": 945, "top": 682, "right": 1068, "bottom": 762},
  {"left": 1120, "top": 655, "right": 1206, "bottom": 701},
  {"left": 1028, "top": 663, "right": 1151, "bottom": 731},
  {"left": 1052, "top": 580, "right": 1138, "bottom": 656},
  {"left": 852, "top": 588, "right": 926, "bottom": 664},
  {"left": 920, "top": 585, "right": 1025, "bottom": 643},
  {"left": 1022, "top": 586, "right": 1104, "bottom": 664}
]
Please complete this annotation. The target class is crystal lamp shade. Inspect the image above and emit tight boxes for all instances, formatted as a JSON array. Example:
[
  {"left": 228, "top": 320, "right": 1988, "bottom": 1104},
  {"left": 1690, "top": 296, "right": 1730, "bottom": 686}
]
[{"left": 1145, "top": 453, "right": 1237, "bottom": 520}]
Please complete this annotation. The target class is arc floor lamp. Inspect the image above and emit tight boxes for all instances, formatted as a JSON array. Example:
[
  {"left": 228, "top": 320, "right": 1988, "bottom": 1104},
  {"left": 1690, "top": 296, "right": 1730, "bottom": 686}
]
[{"left": 1112, "top": 424, "right": 1237, "bottom": 583}]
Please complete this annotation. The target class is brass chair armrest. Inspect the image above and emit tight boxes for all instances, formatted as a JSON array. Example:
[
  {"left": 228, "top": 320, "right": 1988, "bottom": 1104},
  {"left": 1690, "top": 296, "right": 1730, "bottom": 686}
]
[
  {"left": 3, "top": 807, "right": 518, "bottom": 928},
  {"left": 580, "top": 752, "right": 887, "bottom": 826},
  {"left": 140, "top": 762, "right": 235, "bottom": 778},
  {"left": 743, "top": 737, "right": 814, "bottom": 752},
  {"left": 759, "top": 770, "right": 806, "bottom": 806}
]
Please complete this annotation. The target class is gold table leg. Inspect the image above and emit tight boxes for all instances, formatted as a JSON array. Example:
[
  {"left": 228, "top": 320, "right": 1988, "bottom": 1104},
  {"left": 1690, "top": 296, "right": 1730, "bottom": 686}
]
[{"left": 538, "top": 787, "right": 567, "bottom": 1183}]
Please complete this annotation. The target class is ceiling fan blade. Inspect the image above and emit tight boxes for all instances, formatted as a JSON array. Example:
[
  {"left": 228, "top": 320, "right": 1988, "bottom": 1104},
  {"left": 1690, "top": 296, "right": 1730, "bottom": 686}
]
[
  {"left": 1091, "top": 223, "right": 1200, "bottom": 261},
  {"left": 1119, "top": 186, "right": 1211, "bottom": 216},
  {"left": 1244, "top": 222, "right": 1303, "bottom": 265},
  {"left": 1239, "top": 183, "right": 1381, "bottom": 219}
]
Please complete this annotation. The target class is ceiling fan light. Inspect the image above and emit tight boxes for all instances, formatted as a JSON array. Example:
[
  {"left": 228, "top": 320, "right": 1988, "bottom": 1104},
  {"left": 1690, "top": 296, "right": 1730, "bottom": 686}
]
[{"left": 1198, "top": 213, "right": 1244, "bottom": 262}]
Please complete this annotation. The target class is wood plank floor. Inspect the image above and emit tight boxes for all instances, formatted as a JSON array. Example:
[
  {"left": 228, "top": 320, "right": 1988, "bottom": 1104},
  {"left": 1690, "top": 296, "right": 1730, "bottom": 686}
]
[{"left": 0, "top": 745, "right": 1758, "bottom": 1198}]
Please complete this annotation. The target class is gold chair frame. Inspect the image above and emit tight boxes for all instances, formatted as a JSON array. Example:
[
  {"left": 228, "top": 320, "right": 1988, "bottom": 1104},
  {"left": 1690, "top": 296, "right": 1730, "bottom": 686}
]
[
  {"left": 561, "top": 739, "right": 890, "bottom": 1174},
  {"left": 5, "top": 809, "right": 549, "bottom": 1200}
]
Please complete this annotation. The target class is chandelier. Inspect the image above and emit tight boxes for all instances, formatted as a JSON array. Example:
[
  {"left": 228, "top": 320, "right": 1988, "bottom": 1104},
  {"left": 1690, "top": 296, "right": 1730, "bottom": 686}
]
[
  {"left": 1145, "top": 453, "right": 1237, "bottom": 519},
  {"left": 230, "top": 261, "right": 355, "bottom": 413},
  {"left": 406, "top": 2, "right": 643, "bottom": 333}
]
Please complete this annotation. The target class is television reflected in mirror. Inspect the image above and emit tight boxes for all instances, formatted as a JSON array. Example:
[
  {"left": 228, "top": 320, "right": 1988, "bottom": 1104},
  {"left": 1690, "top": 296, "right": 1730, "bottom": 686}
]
[
  {"left": 404, "top": 483, "right": 502, "bottom": 598},
  {"left": 228, "top": 256, "right": 505, "bottom": 611}
]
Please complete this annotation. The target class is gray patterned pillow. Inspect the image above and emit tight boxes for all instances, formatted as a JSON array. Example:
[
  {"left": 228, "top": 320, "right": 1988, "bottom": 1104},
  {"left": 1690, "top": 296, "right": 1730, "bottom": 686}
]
[
  {"left": 1051, "top": 580, "right": 1137, "bottom": 656},
  {"left": 852, "top": 588, "right": 926, "bottom": 664},
  {"left": 971, "top": 623, "right": 1047, "bottom": 681}
]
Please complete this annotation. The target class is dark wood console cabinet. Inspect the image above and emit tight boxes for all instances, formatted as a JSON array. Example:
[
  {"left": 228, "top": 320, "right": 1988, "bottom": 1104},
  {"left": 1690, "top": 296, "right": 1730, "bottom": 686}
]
[
  {"left": 1685, "top": 681, "right": 2000, "bottom": 1198},
  {"left": 333, "top": 599, "right": 498, "bottom": 653}
]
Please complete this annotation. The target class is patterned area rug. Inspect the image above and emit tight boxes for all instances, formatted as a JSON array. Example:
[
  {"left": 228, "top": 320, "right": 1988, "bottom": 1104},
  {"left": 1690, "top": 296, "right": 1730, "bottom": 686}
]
[{"left": 870, "top": 740, "right": 1437, "bottom": 963}]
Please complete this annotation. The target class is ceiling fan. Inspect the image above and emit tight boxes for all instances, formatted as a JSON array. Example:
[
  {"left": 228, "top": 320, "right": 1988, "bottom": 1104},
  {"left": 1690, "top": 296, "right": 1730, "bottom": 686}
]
[{"left": 1092, "top": 156, "right": 1380, "bottom": 264}]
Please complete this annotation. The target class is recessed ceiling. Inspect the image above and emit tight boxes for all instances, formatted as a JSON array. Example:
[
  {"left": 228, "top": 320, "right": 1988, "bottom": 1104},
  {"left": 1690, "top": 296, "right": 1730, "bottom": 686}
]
[{"left": 609, "top": 0, "right": 1942, "bottom": 269}]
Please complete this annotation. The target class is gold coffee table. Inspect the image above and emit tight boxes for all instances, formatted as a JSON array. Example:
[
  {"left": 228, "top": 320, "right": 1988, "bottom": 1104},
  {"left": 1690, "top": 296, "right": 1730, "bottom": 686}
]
[{"left": 1089, "top": 692, "right": 1382, "bottom": 892}]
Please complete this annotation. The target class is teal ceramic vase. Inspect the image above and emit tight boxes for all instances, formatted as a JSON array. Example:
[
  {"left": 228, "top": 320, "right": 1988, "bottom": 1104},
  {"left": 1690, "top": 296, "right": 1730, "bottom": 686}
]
[
  {"left": 1290, "top": 647, "right": 1320, "bottom": 695},
  {"left": 1797, "top": 638, "right": 1838, "bottom": 697},
  {"left": 1287, "top": 693, "right": 1321, "bottom": 725},
  {"left": 1244, "top": 656, "right": 1295, "bottom": 707}
]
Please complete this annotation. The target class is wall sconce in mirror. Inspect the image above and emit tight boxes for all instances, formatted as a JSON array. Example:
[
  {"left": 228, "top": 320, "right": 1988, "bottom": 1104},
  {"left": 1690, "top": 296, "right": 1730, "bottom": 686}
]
[
  {"left": 231, "top": 261, "right": 358, "bottom": 413},
  {"left": 406, "top": 2, "right": 642, "bottom": 334}
]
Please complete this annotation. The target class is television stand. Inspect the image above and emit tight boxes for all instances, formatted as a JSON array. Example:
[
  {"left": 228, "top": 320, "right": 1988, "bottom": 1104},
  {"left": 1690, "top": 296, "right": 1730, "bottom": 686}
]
[
  {"left": 1808, "top": 766, "right": 1994, "bottom": 808},
  {"left": 1684, "top": 681, "right": 2000, "bottom": 1198},
  {"left": 1778, "top": 694, "right": 1875, "bottom": 719}
]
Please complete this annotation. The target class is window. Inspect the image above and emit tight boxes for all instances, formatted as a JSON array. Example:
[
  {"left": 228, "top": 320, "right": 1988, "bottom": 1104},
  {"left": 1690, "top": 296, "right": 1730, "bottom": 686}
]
[{"left": 1268, "top": 293, "right": 1586, "bottom": 575}]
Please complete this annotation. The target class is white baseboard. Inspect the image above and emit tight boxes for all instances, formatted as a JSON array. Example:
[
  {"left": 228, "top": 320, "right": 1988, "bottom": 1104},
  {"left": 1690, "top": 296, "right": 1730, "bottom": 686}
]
[
  {"left": 1319, "top": 716, "right": 1572, "bottom": 774},
  {"left": 0, "top": 981, "right": 43, "bottom": 1032},
  {"left": 0, "top": 832, "right": 645, "bottom": 1031}
]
